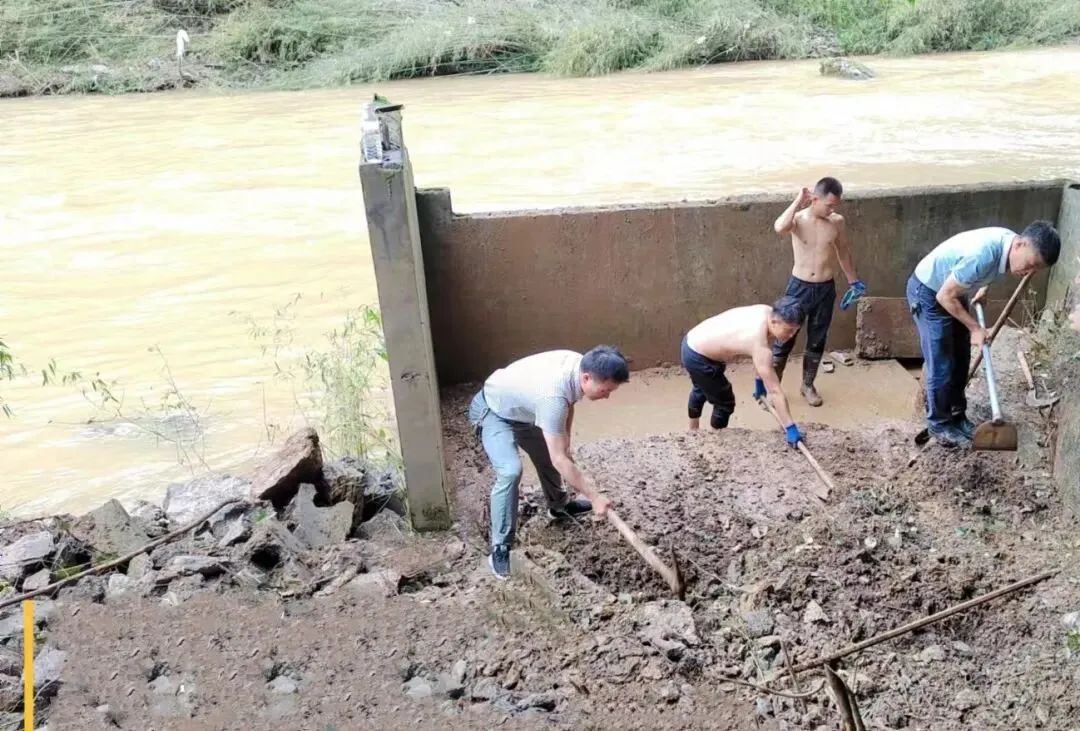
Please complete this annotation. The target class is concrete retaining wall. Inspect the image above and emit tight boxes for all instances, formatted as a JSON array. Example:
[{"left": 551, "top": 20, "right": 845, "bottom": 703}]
[
  {"left": 417, "top": 181, "right": 1064, "bottom": 384},
  {"left": 1051, "top": 183, "right": 1080, "bottom": 513}
]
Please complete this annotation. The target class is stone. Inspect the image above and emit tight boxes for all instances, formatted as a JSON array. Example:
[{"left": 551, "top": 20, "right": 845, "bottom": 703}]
[
  {"left": 22, "top": 568, "right": 51, "bottom": 593},
  {"left": 802, "top": 600, "right": 829, "bottom": 624},
  {"left": 436, "top": 671, "right": 465, "bottom": 700},
  {"left": 517, "top": 692, "right": 557, "bottom": 711},
  {"left": 250, "top": 428, "right": 323, "bottom": 507},
  {"left": 242, "top": 517, "right": 305, "bottom": 572},
  {"left": 163, "top": 555, "right": 229, "bottom": 579},
  {"left": 755, "top": 634, "right": 782, "bottom": 649},
  {"left": 756, "top": 697, "right": 773, "bottom": 717},
  {"left": 636, "top": 601, "right": 700, "bottom": 660},
  {"left": 658, "top": 681, "right": 680, "bottom": 704},
  {"left": 404, "top": 676, "right": 434, "bottom": 700},
  {"left": 126, "top": 554, "right": 152, "bottom": 580},
  {"left": 917, "top": 645, "right": 946, "bottom": 663},
  {"left": 70, "top": 499, "right": 148, "bottom": 557},
  {"left": 0, "top": 675, "right": 19, "bottom": 712},
  {"left": 348, "top": 569, "right": 402, "bottom": 599},
  {"left": 58, "top": 575, "right": 105, "bottom": 603},
  {"left": 1062, "top": 611, "right": 1080, "bottom": 631},
  {"left": 287, "top": 484, "right": 353, "bottom": 549},
  {"left": 450, "top": 660, "right": 468, "bottom": 686},
  {"left": 741, "top": 610, "right": 774, "bottom": 639},
  {"left": 0, "top": 647, "right": 20, "bottom": 676},
  {"left": 128, "top": 501, "right": 169, "bottom": 537},
  {"left": 28, "top": 647, "right": 66, "bottom": 699},
  {"left": 321, "top": 457, "right": 366, "bottom": 531},
  {"left": 106, "top": 573, "right": 134, "bottom": 602},
  {"left": 953, "top": 688, "right": 982, "bottom": 711},
  {"left": 0, "top": 531, "right": 54, "bottom": 582},
  {"left": 951, "top": 641, "right": 974, "bottom": 656},
  {"left": 819, "top": 57, "right": 875, "bottom": 80},
  {"left": 217, "top": 517, "right": 251, "bottom": 548},
  {"left": 470, "top": 678, "right": 502, "bottom": 702},
  {"left": 268, "top": 676, "right": 299, "bottom": 694},
  {"left": 163, "top": 474, "right": 250, "bottom": 527},
  {"left": 358, "top": 510, "right": 408, "bottom": 543}
]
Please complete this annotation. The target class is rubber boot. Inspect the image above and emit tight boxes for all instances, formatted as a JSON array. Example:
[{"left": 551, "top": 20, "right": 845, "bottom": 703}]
[
  {"left": 772, "top": 355, "right": 788, "bottom": 383},
  {"left": 801, "top": 353, "right": 824, "bottom": 407}
]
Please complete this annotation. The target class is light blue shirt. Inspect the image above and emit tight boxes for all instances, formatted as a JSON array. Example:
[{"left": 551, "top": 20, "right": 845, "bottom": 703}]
[{"left": 914, "top": 227, "right": 1016, "bottom": 293}]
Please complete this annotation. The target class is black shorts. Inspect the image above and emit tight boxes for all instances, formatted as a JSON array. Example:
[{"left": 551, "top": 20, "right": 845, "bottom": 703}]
[{"left": 681, "top": 336, "right": 735, "bottom": 429}]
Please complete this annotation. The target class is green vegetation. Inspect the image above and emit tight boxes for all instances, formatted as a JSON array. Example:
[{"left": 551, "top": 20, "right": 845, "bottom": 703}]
[{"left": 1, "top": 0, "right": 1078, "bottom": 95}]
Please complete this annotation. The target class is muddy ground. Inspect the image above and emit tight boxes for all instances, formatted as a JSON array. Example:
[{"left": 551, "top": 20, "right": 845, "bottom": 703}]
[{"left": 23, "top": 330, "right": 1080, "bottom": 729}]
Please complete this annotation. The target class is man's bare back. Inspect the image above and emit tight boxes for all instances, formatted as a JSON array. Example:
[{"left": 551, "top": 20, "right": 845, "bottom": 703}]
[{"left": 685, "top": 305, "right": 772, "bottom": 363}]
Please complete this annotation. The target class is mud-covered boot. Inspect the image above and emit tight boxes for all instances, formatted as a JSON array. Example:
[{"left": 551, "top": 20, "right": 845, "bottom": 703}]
[
  {"left": 801, "top": 353, "right": 824, "bottom": 407},
  {"left": 772, "top": 355, "right": 788, "bottom": 383}
]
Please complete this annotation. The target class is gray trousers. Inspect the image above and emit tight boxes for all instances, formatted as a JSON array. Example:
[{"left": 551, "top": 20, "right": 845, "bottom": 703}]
[{"left": 468, "top": 391, "right": 568, "bottom": 548}]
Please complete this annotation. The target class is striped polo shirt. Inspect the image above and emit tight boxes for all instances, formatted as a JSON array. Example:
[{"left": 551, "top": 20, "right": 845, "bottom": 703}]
[{"left": 483, "top": 350, "right": 584, "bottom": 435}]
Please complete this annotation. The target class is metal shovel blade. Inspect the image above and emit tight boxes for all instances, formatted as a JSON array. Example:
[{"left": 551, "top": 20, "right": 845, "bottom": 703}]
[{"left": 971, "top": 420, "right": 1018, "bottom": 451}]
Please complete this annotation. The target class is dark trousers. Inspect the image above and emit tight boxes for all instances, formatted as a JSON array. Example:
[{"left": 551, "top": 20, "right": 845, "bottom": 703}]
[
  {"left": 906, "top": 274, "right": 970, "bottom": 430},
  {"left": 772, "top": 276, "right": 837, "bottom": 361},
  {"left": 681, "top": 337, "right": 735, "bottom": 429}
]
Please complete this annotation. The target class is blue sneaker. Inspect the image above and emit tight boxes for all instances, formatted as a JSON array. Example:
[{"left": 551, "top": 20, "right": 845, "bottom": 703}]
[
  {"left": 953, "top": 415, "right": 977, "bottom": 441},
  {"left": 548, "top": 497, "right": 592, "bottom": 520},
  {"left": 488, "top": 545, "right": 510, "bottom": 580},
  {"left": 929, "top": 424, "right": 971, "bottom": 449}
]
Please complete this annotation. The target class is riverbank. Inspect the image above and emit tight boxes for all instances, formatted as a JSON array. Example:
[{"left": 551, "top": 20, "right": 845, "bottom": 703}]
[
  {"left": 1, "top": 327, "right": 1077, "bottom": 729},
  {"left": 2, "top": 0, "right": 1079, "bottom": 97}
]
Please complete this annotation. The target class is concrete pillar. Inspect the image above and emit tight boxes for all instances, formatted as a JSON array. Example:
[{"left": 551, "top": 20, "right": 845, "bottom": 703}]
[
  {"left": 1047, "top": 181, "right": 1080, "bottom": 309},
  {"left": 359, "top": 105, "right": 451, "bottom": 531}
]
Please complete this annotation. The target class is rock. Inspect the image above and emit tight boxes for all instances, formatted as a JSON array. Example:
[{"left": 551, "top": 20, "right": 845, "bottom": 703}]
[
  {"left": 755, "top": 634, "right": 782, "bottom": 649},
  {"left": 250, "top": 428, "right": 323, "bottom": 507},
  {"left": 659, "top": 681, "right": 680, "bottom": 704},
  {"left": 22, "top": 568, "right": 51, "bottom": 593},
  {"left": 802, "top": 600, "right": 829, "bottom": 624},
  {"left": 358, "top": 510, "right": 407, "bottom": 543},
  {"left": 917, "top": 645, "right": 946, "bottom": 663},
  {"left": 470, "top": 678, "right": 502, "bottom": 702},
  {"left": 756, "top": 697, "right": 773, "bottom": 717},
  {"left": 1062, "top": 611, "right": 1080, "bottom": 630},
  {"left": 268, "top": 676, "right": 299, "bottom": 694},
  {"left": 126, "top": 554, "right": 151, "bottom": 580},
  {"left": 953, "top": 688, "right": 982, "bottom": 711},
  {"left": 0, "top": 675, "right": 19, "bottom": 712},
  {"left": 863, "top": 536, "right": 879, "bottom": 550},
  {"left": 360, "top": 465, "right": 406, "bottom": 520},
  {"left": 517, "top": 692, "right": 557, "bottom": 711},
  {"left": 28, "top": 647, "right": 66, "bottom": 699},
  {"left": 0, "top": 598, "right": 59, "bottom": 640},
  {"left": 404, "top": 676, "right": 434, "bottom": 700},
  {"left": 287, "top": 484, "right": 353, "bottom": 549},
  {"left": 70, "top": 499, "right": 148, "bottom": 557},
  {"left": 241, "top": 516, "right": 304, "bottom": 572},
  {"left": 887, "top": 528, "right": 903, "bottom": 549},
  {"left": 347, "top": 570, "right": 402, "bottom": 599},
  {"left": 321, "top": 457, "right": 367, "bottom": 531},
  {"left": 741, "top": 610, "right": 774, "bottom": 639},
  {"left": 160, "top": 575, "right": 205, "bottom": 606},
  {"left": 106, "top": 574, "right": 133, "bottom": 602},
  {"left": 0, "top": 647, "right": 20, "bottom": 676},
  {"left": 436, "top": 670, "right": 465, "bottom": 700},
  {"left": 819, "top": 57, "right": 875, "bottom": 80},
  {"left": 217, "top": 517, "right": 251, "bottom": 548},
  {"left": 0, "top": 531, "right": 55, "bottom": 582},
  {"left": 163, "top": 474, "right": 250, "bottom": 527},
  {"left": 163, "top": 555, "right": 228, "bottom": 579},
  {"left": 128, "top": 501, "right": 169, "bottom": 537},
  {"left": 58, "top": 575, "right": 105, "bottom": 603},
  {"left": 951, "top": 640, "right": 974, "bottom": 656},
  {"left": 636, "top": 601, "right": 700, "bottom": 660},
  {"left": 450, "top": 660, "right": 468, "bottom": 686}
]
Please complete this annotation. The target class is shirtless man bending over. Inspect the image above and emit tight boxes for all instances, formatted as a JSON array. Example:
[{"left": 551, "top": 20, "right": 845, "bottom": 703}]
[
  {"left": 772, "top": 177, "right": 866, "bottom": 407},
  {"left": 680, "top": 297, "right": 805, "bottom": 446}
]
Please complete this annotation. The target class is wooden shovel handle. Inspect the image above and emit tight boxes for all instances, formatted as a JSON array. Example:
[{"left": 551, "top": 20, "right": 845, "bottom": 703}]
[
  {"left": 605, "top": 509, "right": 682, "bottom": 595},
  {"left": 967, "top": 272, "right": 1032, "bottom": 380},
  {"left": 757, "top": 397, "right": 832, "bottom": 500}
]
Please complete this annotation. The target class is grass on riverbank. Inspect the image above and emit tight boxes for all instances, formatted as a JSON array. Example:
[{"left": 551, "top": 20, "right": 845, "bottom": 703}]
[{"left": 1, "top": 0, "right": 1079, "bottom": 95}]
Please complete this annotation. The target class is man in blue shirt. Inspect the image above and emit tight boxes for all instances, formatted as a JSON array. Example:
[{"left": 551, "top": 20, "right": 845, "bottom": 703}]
[{"left": 907, "top": 221, "right": 1061, "bottom": 447}]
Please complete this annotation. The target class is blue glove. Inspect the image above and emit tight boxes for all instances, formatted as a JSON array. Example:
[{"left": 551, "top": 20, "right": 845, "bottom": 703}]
[
  {"left": 785, "top": 424, "right": 803, "bottom": 446},
  {"left": 840, "top": 279, "right": 866, "bottom": 311},
  {"left": 752, "top": 378, "right": 767, "bottom": 401}
]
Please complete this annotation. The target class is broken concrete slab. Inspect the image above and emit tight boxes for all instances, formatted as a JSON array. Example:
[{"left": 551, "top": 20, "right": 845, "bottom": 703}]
[
  {"left": 70, "top": 499, "right": 149, "bottom": 557},
  {"left": 28, "top": 647, "right": 66, "bottom": 699},
  {"left": 106, "top": 574, "right": 134, "bottom": 602},
  {"left": 0, "top": 531, "right": 55, "bottom": 583},
  {"left": 347, "top": 569, "right": 402, "bottom": 599},
  {"left": 250, "top": 428, "right": 323, "bottom": 507},
  {"left": 163, "top": 474, "right": 250, "bottom": 527},
  {"left": 126, "top": 554, "right": 152, "bottom": 580},
  {"left": 856, "top": 297, "right": 1009, "bottom": 359},
  {"left": 287, "top": 484, "right": 353, "bottom": 550},
  {"left": 22, "top": 568, "right": 52, "bottom": 593},
  {"left": 635, "top": 601, "right": 700, "bottom": 660},
  {"left": 162, "top": 555, "right": 229, "bottom": 580}
]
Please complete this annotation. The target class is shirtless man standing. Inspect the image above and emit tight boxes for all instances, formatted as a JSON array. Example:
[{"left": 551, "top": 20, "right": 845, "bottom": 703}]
[
  {"left": 772, "top": 177, "right": 866, "bottom": 406},
  {"left": 681, "top": 296, "right": 805, "bottom": 446}
]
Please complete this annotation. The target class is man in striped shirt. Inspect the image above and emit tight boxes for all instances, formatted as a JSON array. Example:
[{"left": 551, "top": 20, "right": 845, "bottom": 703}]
[{"left": 468, "top": 346, "right": 630, "bottom": 579}]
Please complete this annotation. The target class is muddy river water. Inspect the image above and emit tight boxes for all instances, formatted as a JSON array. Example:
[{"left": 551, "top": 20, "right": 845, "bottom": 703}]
[{"left": 1, "top": 47, "right": 1078, "bottom": 515}]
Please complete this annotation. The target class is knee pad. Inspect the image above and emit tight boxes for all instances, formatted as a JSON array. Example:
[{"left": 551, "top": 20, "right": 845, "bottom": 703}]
[{"left": 710, "top": 410, "right": 731, "bottom": 429}]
